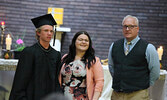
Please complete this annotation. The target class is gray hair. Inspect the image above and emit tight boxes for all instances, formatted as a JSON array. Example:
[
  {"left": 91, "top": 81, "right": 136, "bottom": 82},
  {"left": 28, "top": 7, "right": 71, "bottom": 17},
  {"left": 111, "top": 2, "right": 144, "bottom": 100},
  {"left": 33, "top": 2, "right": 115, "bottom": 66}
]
[{"left": 122, "top": 15, "right": 139, "bottom": 26}]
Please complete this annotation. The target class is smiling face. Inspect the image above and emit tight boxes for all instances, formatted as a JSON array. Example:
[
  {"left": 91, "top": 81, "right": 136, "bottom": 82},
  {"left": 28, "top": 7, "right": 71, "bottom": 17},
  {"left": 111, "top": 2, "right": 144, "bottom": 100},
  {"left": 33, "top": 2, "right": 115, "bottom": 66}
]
[
  {"left": 122, "top": 17, "right": 139, "bottom": 42},
  {"left": 75, "top": 34, "right": 89, "bottom": 53}
]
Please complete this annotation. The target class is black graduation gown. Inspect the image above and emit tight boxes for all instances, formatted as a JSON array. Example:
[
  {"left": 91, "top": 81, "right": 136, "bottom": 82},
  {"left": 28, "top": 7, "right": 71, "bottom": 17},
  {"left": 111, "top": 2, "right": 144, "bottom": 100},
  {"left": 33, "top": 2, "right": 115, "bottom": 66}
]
[{"left": 9, "top": 42, "right": 62, "bottom": 100}]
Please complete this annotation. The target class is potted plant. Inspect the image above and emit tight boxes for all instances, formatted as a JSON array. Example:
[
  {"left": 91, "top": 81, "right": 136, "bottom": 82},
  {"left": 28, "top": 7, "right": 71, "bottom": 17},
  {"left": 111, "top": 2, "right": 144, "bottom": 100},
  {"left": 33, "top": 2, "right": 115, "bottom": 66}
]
[{"left": 14, "top": 38, "right": 25, "bottom": 59}]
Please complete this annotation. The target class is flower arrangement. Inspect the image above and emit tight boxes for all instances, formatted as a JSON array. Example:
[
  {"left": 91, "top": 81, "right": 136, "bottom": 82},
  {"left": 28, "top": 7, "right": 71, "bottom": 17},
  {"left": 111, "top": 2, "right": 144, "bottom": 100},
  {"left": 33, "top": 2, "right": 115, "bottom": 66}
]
[
  {"left": 12, "top": 29, "right": 26, "bottom": 51},
  {"left": 15, "top": 38, "right": 25, "bottom": 51}
]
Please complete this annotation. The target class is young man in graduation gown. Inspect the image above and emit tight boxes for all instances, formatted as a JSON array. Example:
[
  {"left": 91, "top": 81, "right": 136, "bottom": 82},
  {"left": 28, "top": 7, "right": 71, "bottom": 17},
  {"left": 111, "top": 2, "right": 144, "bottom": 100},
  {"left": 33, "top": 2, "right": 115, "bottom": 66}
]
[{"left": 9, "top": 14, "right": 62, "bottom": 100}]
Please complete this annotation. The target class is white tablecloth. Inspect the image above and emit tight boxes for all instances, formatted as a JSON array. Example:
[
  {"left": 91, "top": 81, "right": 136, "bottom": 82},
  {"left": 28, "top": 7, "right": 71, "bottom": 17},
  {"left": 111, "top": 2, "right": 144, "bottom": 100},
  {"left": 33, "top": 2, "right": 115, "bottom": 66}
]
[
  {"left": 0, "top": 58, "right": 18, "bottom": 66},
  {"left": 150, "top": 70, "right": 167, "bottom": 100},
  {"left": 99, "top": 65, "right": 113, "bottom": 100},
  {"left": 0, "top": 59, "right": 18, "bottom": 71}
]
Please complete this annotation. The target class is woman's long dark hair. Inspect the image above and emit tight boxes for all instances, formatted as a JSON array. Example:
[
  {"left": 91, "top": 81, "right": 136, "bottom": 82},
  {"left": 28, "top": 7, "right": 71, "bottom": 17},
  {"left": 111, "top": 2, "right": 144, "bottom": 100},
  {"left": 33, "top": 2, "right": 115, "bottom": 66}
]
[{"left": 62, "top": 31, "right": 96, "bottom": 69}]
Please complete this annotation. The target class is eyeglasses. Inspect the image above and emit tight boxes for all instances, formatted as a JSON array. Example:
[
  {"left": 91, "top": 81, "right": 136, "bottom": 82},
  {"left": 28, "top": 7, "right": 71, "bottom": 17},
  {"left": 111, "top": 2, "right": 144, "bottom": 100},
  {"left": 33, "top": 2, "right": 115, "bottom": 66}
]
[{"left": 123, "top": 25, "right": 137, "bottom": 30}]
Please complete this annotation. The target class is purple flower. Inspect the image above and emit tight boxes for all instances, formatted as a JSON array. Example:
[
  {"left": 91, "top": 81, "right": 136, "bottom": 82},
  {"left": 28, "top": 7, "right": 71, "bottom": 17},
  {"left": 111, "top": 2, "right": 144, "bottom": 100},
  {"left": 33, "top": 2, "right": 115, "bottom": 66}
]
[{"left": 16, "top": 39, "right": 24, "bottom": 44}]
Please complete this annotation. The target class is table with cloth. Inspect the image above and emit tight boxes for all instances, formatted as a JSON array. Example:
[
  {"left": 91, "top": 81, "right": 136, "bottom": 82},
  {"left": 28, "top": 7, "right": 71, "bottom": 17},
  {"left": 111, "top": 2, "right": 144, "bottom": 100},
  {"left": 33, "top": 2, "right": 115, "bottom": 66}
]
[
  {"left": 0, "top": 58, "right": 18, "bottom": 100},
  {"left": 0, "top": 58, "right": 167, "bottom": 100}
]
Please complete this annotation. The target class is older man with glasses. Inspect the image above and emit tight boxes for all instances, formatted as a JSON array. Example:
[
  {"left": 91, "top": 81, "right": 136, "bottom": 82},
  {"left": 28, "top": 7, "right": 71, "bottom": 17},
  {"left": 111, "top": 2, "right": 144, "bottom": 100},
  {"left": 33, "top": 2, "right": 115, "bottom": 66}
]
[{"left": 108, "top": 15, "right": 160, "bottom": 100}]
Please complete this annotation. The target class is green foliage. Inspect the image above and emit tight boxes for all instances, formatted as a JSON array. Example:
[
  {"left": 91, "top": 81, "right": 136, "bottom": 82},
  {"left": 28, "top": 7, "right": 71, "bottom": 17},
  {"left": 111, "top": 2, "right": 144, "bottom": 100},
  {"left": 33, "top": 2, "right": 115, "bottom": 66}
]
[{"left": 11, "top": 29, "right": 26, "bottom": 51}]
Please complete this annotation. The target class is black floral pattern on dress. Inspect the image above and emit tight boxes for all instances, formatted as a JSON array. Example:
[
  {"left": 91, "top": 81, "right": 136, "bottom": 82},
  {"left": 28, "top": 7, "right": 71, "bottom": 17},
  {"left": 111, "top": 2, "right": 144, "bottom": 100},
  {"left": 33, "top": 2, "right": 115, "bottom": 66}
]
[{"left": 62, "top": 60, "right": 88, "bottom": 100}]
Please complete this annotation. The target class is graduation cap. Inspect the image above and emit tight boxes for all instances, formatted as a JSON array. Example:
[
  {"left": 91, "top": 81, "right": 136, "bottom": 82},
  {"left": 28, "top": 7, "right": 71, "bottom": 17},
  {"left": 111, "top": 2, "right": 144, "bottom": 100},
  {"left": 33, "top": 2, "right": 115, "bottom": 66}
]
[{"left": 31, "top": 14, "right": 57, "bottom": 46}]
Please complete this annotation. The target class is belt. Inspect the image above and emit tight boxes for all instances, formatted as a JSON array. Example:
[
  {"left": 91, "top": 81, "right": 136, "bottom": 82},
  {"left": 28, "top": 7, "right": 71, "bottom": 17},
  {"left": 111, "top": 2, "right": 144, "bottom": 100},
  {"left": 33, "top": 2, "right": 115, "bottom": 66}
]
[{"left": 114, "top": 89, "right": 140, "bottom": 93}]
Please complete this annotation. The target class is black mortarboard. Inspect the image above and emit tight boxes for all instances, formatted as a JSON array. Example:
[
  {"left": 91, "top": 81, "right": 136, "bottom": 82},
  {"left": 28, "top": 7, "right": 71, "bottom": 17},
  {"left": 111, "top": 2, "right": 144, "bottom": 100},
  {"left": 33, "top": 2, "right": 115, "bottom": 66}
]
[
  {"left": 31, "top": 14, "right": 57, "bottom": 46},
  {"left": 31, "top": 14, "right": 57, "bottom": 28}
]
